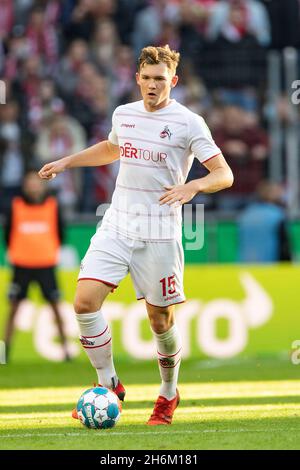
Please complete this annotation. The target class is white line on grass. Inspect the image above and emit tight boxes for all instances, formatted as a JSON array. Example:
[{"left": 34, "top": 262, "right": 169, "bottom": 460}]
[{"left": 1, "top": 428, "right": 300, "bottom": 439}]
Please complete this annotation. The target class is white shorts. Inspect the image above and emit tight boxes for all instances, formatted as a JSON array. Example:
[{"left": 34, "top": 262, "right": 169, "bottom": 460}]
[{"left": 78, "top": 228, "right": 185, "bottom": 307}]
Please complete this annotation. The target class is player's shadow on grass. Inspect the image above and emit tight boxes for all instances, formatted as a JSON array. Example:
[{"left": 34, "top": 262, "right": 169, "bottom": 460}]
[{"left": 2, "top": 395, "right": 300, "bottom": 414}]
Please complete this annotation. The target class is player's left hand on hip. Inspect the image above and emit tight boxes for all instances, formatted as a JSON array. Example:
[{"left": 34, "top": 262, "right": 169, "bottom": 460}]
[{"left": 159, "top": 183, "right": 197, "bottom": 207}]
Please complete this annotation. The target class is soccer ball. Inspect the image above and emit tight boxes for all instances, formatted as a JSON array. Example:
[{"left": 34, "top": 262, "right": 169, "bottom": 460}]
[{"left": 76, "top": 386, "right": 121, "bottom": 429}]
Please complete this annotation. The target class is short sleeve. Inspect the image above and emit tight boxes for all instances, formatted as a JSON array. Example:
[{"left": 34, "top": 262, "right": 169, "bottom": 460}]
[
  {"left": 188, "top": 114, "right": 221, "bottom": 163},
  {"left": 108, "top": 110, "right": 119, "bottom": 145}
]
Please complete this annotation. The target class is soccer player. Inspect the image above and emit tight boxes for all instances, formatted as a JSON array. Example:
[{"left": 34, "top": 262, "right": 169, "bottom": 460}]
[{"left": 39, "top": 45, "right": 233, "bottom": 425}]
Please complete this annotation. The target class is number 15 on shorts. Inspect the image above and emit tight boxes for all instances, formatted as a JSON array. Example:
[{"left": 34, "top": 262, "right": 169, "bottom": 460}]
[{"left": 160, "top": 275, "right": 176, "bottom": 297}]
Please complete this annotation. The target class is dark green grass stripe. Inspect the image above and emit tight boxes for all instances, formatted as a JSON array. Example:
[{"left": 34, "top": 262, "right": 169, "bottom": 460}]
[
  {"left": 1, "top": 416, "right": 300, "bottom": 431},
  {"left": 1, "top": 417, "right": 300, "bottom": 450},
  {"left": 1, "top": 357, "right": 299, "bottom": 389}
]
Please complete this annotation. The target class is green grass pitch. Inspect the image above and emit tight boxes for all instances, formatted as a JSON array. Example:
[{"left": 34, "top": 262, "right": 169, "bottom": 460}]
[{"left": 0, "top": 356, "right": 300, "bottom": 450}]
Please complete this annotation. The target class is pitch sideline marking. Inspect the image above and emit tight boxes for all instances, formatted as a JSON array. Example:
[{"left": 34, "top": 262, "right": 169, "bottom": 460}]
[{"left": 1, "top": 428, "right": 300, "bottom": 439}]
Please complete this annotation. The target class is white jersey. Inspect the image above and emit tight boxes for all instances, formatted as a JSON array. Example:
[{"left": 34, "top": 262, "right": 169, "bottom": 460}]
[{"left": 102, "top": 99, "right": 221, "bottom": 240}]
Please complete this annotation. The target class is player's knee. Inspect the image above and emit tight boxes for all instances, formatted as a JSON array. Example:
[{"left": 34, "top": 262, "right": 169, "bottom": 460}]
[
  {"left": 149, "top": 312, "right": 174, "bottom": 334},
  {"left": 74, "top": 297, "right": 100, "bottom": 314}
]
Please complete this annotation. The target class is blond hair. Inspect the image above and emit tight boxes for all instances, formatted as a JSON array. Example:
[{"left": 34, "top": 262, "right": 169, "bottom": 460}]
[{"left": 138, "top": 45, "right": 180, "bottom": 74}]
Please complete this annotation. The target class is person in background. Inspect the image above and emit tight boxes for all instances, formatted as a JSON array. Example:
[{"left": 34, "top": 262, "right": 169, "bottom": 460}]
[
  {"left": 238, "top": 181, "right": 291, "bottom": 263},
  {"left": 213, "top": 105, "right": 269, "bottom": 210},
  {"left": 3, "top": 170, "right": 70, "bottom": 361},
  {"left": 206, "top": 0, "right": 271, "bottom": 47},
  {"left": 35, "top": 110, "right": 86, "bottom": 218},
  {"left": 0, "top": 100, "right": 31, "bottom": 215}
]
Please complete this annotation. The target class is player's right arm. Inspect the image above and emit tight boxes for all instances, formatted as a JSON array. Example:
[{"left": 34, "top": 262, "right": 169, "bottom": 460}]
[{"left": 38, "top": 140, "right": 120, "bottom": 180}]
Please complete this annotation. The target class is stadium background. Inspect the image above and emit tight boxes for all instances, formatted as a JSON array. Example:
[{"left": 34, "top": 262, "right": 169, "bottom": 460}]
[{"left": 0, "top": 0, "right": 300, "bottom": 451}]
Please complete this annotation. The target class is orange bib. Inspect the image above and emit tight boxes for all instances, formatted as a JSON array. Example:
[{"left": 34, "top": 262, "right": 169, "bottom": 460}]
[{"left": 8, "top": 196, "right": 60, "bottom": 267}]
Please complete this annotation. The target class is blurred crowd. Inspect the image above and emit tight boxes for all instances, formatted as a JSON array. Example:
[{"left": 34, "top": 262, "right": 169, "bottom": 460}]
[{"left": 0, "top": 0, "right": 299, "bottom": 217}]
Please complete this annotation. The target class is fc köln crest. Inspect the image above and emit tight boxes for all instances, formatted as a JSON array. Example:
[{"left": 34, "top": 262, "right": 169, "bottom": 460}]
[{"left": 160, "top": 125, "right": 172, "bottom": 140}]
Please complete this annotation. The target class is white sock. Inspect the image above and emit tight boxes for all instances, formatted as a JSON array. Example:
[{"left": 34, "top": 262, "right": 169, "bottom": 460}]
[
  {"left": 76, "top": 311, "right": 118, "bottom": 389},
  {"left": 152, "top": 324, "right": 182, "bottom": 400}
]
